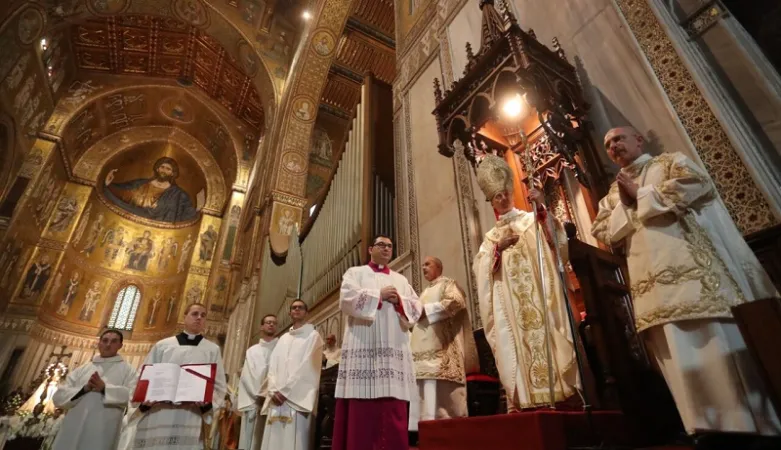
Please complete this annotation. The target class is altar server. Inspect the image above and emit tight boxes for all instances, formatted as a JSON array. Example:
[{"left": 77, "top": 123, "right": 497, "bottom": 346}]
[
  {"left": 409, "top": 256, "right": 478, "bottom": 431},
  {"left": 238, "top": 314, "right": 278, "bottom": 450},
  {"left": 130, "top": 303, "right": 227, "bottom": 450},
  {"left": 332, "top": 235, "right": 423, "bottom": 450},
  {"left": 51, "top": 329, "right": 136, "bottom": 450},
  {"left": 260, "top": 300, "right": 324, "bottom": 450},
  {"left": 592, "top": 126, "right": 780, "bottom": 437}
]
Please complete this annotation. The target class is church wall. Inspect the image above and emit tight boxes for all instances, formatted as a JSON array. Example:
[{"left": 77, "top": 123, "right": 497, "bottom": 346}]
[
  {"left": 0, "top": 4, "right": 61, "bottom": 201},
  {"left": 408, "top": 58, "right": 470, "bottom": 297},
  {"left": 505, "top": 0, "right": 695, "bottom": 161},
  {"left": 0, "top": 141, "right": 68, "bottom": 315},
  {"left": 37, "top": 191, "right": 201, "bottom": 341}
]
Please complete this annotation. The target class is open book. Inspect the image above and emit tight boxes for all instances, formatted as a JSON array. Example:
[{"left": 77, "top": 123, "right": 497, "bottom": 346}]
[{"left": 132, "top": 363, "right": 216, "bottom": 403}]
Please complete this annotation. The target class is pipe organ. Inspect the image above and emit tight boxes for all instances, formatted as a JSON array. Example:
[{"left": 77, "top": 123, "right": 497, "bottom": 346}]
[
  {"left": 297, "top": 74, "right": 395, "bottom": 311},
  {"left": 299, "top": 97, "right": 366, "bottom": 308},
  {"left": 252, "top": 74, "right": 395, "bottom": 334},
  {"left": 374, "top": 174, "right": 394, "bottom": 243}
]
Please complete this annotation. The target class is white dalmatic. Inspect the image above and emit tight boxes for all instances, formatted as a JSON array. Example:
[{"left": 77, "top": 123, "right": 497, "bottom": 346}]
[
  {"left": 238, "top": 337, "right": 278, "bottom": 450},
  {"left": 408, "top": 277, "right": 478, "bottom": 431},
  {"left": 51, "top": 355, "right": 137, "bottom": 450},
  {"left": 336, "top": 264, "right": 423, "bottom": 402},
  {"left": 592, "top": 152, "right": 780, "bottom": 434},
  {"left": 129, "top": 333, "right": 227, "bottom": 450},
  {"left": 260, "top": 324, "right": 324, "bottom": 450}
]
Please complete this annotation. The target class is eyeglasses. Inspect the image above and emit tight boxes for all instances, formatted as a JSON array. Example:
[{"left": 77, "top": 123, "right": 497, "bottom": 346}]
[{"left": 372, "top": 243, "right": 393, "bottom": 249}]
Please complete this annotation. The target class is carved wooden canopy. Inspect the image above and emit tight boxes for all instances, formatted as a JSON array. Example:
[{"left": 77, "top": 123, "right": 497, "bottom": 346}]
[{"left": 432, "top": 0, "right": 607, "bottom": 197}]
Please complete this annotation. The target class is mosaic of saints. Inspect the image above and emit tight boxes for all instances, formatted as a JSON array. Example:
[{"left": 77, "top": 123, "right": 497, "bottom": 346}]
[{"left": 103, "top": 157, "right": 200, "bottom": 223}]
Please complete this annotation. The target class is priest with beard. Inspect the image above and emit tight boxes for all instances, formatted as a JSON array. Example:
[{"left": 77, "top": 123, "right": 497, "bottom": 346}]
[
  {"left": 129, "top": 303, "right": 227, "bottom": 450},
  {"left": 472, "top": 155, "right": 579, "bottom": 411},
  {"left": 592, "top": 126, "right": 780, "bottom": 443},
  {"left": 51, "top": 329, "right": 137, "bottom": 450},
  {"left": 260, "top": 300, "right": 324, "bottom": 450},
  {"left": 238, "top": 314, "right": 278, "bottom": 450},
  {"left": 332, "top": 235, "right": 423, "bottom": 450},
  {"left": 104, "top": 156, "right": 199, "bottom": 223}
]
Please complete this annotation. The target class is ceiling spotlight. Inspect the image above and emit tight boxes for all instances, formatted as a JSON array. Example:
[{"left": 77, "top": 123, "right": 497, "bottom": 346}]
[
  {"left": 302, "top": 10, "right": 312, "bottom": 20},
  {"left": 502, "top": 93, "right": 525, "bottom": 119}
]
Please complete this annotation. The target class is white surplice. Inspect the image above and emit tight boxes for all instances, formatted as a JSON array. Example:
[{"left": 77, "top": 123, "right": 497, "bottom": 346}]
[
  {"left": 592, "top": 152, "right": 780, "bottom": 435},
  {"left": 50, "top": 355, "right": 136, "bottom": 450},
  {"left": 129, "top": 334, "right": 227, "bottom": 450},
  {"left": 336, "top": 265, "right": 423, "bottom": 402},
  {"left": 408, "top": 276, "right": 478, "bottom": 431},
  {"left": 238, "top": 338, "right": 277, "bottom": 450},
  {"left": 473, "top": 208, "right": 579, "bottom": 410},
  {"left": 260, "top": 324, "right": 323, "bottom": 450}
]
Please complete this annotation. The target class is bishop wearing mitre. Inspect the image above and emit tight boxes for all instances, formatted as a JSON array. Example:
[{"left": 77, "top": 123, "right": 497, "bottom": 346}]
[
  {"left": 129, "top": 303, "right": 227, "bottom": 450},
  {"left": 409, "top": 256, "right": 479, "bottom": 431},
  {"left": 472, "top": 154, "right": 579, "bottom": 411},
  {"left": 51, "top": 329, "right": 137, "bottom": 450},
  {"left": 592, "top": 127, "right": 780, "bottom": 438},
  {"left": 238, "top": 314, "right": 278, "bottom": 450},
  {"left": 260, "top": 300, "right": 324, "bottom": 450}
]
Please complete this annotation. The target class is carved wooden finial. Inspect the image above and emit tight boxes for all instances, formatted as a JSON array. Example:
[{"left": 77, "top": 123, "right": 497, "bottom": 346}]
[
  {"left": 433, "top": 78, "right": 443, "bottom": 103},
  {"left": 496, "top": 0, "right": 518, "bottom": 25},
  {"left": 552, "top": 37, "right": 566, "bottom": 59},
  {"left": 479, "top": 0, "right": 505, "bottom": 50},
  {"left": 528, "top": 28, "right": 536, "bottom": 39}
]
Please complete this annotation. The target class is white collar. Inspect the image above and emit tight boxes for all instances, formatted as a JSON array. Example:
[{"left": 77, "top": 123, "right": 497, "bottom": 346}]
[
  {"left": 259, "top": 337, "right": 278, "bottom": 346},
  {"left": 93, "top": 355, "right": 123, "bottom": 363},
  {"left": 288, "top": 323, "right": 314, "bottom": 335},
  {"left": 621, "top": 153, "right": 652, "bottom": 173},
  {"left": 498, "top": 207, "right": 522, "bottom": 221}
]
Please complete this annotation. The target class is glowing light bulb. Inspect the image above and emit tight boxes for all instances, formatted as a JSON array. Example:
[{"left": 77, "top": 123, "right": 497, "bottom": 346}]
[
  {"left": 302, "top": 10, "right": 312, "bottom": 20},
  {"left": 502, "top": 93, "right": 524, "bottom": 118},
  {"left": 40, "top": 38, "right": 48, "bottom": 50}
]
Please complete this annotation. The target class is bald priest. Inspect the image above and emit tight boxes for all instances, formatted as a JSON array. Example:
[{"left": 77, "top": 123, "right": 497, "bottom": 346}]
[{"left": 592, "top": 126, "right": 780, "bottom": 439}]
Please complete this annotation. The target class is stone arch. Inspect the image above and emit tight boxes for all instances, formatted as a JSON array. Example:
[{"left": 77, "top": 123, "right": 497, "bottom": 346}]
[
  {"left": 257, "top": 0, "right": 358, "bottom": 256},
  {"left": 75, "top": 126, "right": 228, "bottom": 216}
]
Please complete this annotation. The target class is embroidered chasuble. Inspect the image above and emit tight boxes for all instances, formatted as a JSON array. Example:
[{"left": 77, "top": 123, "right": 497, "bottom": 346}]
[
  {"left": 260, "top": 324, "right": 323, "bottom": 450},
  {"left": 474, "top": 208, "right": 579, "bottom": 410},
  {"left": 592, "top": 152, "right": 777, "bottom": 331},
  {"left": 332, "top": 264, "right": 423, "bottom": 450},
  {"left": 592, "top": 152, "right": 780, "bottom": 434},
  {"left": 130, "top": 333, "right": 227, "bottom": 450},
  {"left": 238, "top": 338, "right": 277, "bottom": 450},
  {"left": 409, "top": 277, "right": 479, "bottom": 429},
  {"left": 51, "top": 355, "right": 137, "bottom": 450}
]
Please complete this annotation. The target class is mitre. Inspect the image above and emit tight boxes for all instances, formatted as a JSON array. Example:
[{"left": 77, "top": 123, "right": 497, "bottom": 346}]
[{"left": 476, "top": 154, "right": 513, "bottom": 200}]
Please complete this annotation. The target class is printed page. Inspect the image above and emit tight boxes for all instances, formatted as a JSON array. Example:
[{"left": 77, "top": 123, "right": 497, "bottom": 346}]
[
  {"left": 140, "top": 363, "right": 181, "bottom": 402},
  {"left": 173, "top": 364, "right": 213, "bottom": 403}
]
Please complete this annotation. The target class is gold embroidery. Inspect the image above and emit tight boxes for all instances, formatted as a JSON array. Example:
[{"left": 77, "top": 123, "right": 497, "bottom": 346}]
[
  {"left": 636, "top": 300, "right": 732, "bottom": 330},
  {"left": 632, "top": 213, "right": 745, "bottom": 331},
  {"left": 267, "top": 415, "right": 293, "bottom": 425},
  {"left": 413, "top": 279, "right": 466, "bottom": 384},
  {"left": 631, "top": 265, "right": 705, "bottom": 298}
]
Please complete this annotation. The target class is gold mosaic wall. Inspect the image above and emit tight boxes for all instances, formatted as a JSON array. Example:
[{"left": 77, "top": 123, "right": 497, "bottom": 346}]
[{"left": 614, "top": 0, "right": 777, "bottom": 234}]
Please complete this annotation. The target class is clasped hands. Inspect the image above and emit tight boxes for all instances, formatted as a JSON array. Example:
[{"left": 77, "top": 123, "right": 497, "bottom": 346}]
[
  {"left": 380, "top": 286, "right": 400, "bottom": 305},
  {"left": 84, "top": 371, "right": 105, "bottom": 393},
  {"left": 616, "top": 172, "right": 639, "bottom": 206},
  {"left": 270, "top": 392, "right": 287, "bottom": 406}
]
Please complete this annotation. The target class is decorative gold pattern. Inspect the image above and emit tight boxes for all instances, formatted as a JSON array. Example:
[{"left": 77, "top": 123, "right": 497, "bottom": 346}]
[{"left": 614, "top": 0, "right": 776, "bottom": 235}]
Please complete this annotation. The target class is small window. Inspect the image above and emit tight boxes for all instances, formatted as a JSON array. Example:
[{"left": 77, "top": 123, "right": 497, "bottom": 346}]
[{"left": 108, "top": 285, "right": 142, "bottom": 331}]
